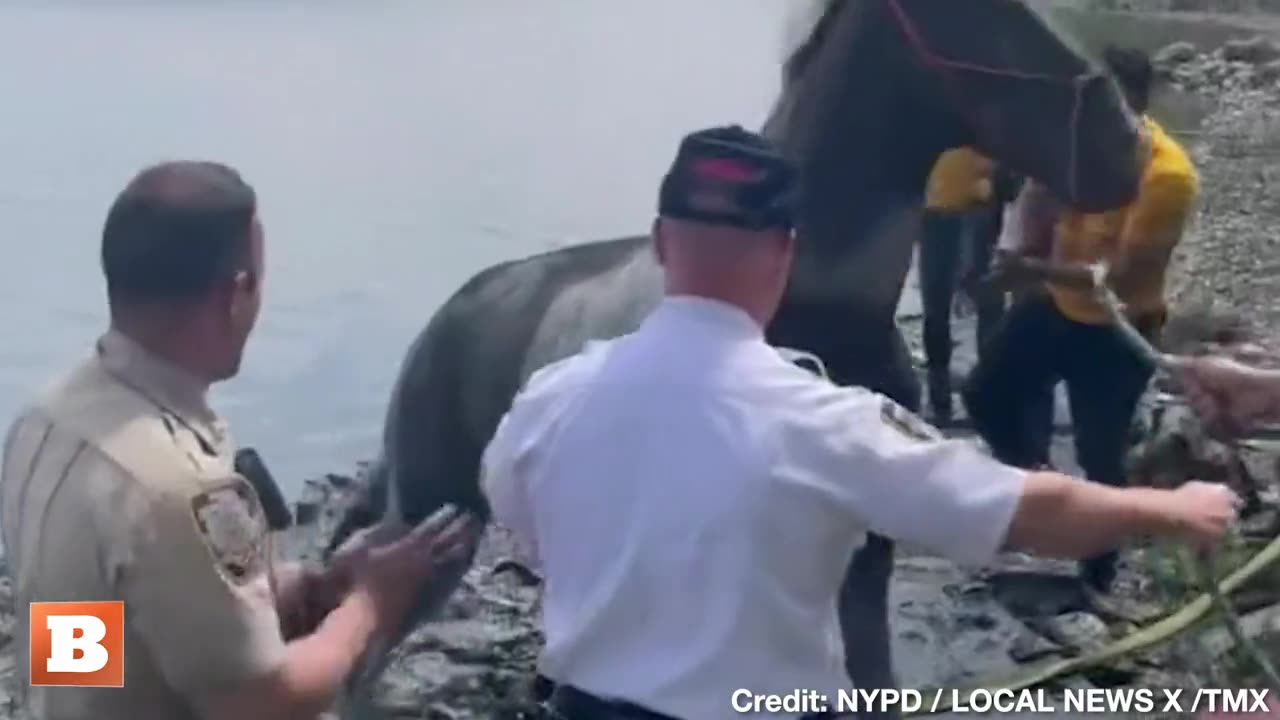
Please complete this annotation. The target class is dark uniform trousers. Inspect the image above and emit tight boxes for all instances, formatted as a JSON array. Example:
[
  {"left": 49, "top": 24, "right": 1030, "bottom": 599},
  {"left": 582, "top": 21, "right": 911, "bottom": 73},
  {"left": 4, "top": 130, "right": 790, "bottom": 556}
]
[
  {"left": 961, "top": 294, "right": 1162, "bottom": 588},
  {"left": 541, "top": 684, "right": 849, "bottom": 720}
]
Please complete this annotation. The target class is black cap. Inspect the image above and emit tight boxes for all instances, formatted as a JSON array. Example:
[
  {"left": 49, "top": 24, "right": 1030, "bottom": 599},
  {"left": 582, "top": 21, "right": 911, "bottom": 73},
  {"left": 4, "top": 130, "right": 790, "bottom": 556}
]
[{"left": 658, "top": 125, "right": 797, "bottom": 231}]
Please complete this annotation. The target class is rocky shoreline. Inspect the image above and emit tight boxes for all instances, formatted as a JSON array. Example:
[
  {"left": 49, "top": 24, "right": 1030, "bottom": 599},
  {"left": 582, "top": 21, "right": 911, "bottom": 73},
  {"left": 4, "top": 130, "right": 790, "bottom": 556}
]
[
  {"left": 278, "top": 38, "right": 1280, "bottom": 716},
  {"left": 2, "top": 22, "right": 1280, "bottom": 720}
]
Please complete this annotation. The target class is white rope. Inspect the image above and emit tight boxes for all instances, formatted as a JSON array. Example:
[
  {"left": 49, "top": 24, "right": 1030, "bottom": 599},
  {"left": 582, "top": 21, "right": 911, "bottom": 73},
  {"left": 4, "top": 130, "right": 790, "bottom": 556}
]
[{"left": 1088, "top": 261, "right": 1176, "bottom": 369}]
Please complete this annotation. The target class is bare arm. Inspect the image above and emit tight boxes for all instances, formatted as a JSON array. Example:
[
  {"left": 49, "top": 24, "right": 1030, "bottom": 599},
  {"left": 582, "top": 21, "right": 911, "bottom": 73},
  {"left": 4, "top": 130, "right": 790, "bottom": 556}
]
[
  {"left": 271, "top": 561, "right": 330, "bottom": 641},
  {"left": 785, "top": 380, "right": 1237, "bottom": 565},
  {"left": 996, "top": 180, "right": 1057, "bottom": 257},
  {"left": 202, "top": 590, "right": 379, "bottom": 720},
  {"left": 1011, "top": 256, "right": 1095, "bottom": 288},
  {"left": 202, "top": 507, "right": 477, "bottom": 720},
  {"left": 1240, "top": 367, "right": 1280, "bottom": 387},
  {"left": 1177, "top": 356, "right": 1280, "bottom": 431},
  {"left": 994, "top": 169, "right": 1195, "bottom": 293},
  {"left": 1241, "top": 368, "right": 1280, "bottom": 420},
  {"left": 1005, "top": 471, "right": 1174, "bottom": 557}
]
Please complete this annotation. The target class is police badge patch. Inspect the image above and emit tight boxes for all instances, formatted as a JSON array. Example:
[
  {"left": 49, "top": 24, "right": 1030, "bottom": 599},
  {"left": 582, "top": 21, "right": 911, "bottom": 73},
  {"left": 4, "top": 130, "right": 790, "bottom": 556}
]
[
  {"left": 191, "top": 476, "right": 268, "bottom": 586},
  {"left": 880, "top": 399, "right": 943, "bottom": 442}
]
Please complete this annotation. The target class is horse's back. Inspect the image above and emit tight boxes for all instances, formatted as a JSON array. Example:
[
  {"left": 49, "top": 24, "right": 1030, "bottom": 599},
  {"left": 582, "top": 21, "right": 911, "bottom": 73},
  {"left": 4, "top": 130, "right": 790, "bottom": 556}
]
[{"left": 382, "top": 234, "right": 661, "bottom": 523}]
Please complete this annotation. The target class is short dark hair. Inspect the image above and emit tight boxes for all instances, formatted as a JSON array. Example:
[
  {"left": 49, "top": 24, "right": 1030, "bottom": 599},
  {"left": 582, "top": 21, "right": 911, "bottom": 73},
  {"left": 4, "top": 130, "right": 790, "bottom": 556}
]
[
  {"left": 101, "top": 161, "right": 257, "bottom": 305},
  {"left": 1103, "top": 45, "right": 1153, "bottom": 107}
]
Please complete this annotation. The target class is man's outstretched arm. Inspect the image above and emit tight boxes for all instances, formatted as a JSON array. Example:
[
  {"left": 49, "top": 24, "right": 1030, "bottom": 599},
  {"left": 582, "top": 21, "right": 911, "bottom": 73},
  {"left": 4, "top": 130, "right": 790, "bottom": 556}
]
[
  {"left": 788, "top": 382, "right": 1238, "bottom": 566},
  {"left": 1004, "top": 470, "right": 1237, "bottom": 558},
  {"left": 1175, "top": 355, "right": 1280, "bottom": 433}
]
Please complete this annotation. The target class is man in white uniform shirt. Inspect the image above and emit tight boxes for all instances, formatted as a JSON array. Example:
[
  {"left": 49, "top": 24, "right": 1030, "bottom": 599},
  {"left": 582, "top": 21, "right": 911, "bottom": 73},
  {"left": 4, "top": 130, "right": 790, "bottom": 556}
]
[{"left": 481, "top": 125, "right": 1239, "bottom": 720}]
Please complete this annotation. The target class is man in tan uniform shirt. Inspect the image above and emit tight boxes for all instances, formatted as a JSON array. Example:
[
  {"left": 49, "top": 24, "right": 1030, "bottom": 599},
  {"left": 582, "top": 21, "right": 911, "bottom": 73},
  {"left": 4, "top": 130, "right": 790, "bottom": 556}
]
[{"left": 1, "top": 161, "right": 480, "bottom": 719}]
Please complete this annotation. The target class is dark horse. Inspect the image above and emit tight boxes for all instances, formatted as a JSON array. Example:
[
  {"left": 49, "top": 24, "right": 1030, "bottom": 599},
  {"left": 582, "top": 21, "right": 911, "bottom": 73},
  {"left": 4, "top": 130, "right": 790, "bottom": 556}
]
[{"left": 329, "top": 2, "right": 1145, "bottom": 716}]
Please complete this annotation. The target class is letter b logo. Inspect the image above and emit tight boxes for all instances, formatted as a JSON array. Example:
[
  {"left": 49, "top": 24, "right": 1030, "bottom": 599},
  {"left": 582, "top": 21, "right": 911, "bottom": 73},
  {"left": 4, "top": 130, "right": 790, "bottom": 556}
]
[{"left": 30, "top": 602, "right": 124, "bottom": 687}]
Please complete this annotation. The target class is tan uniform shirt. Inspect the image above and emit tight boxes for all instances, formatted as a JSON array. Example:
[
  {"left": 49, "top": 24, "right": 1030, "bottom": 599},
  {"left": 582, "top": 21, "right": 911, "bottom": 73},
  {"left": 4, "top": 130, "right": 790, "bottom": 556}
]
[{"left": 1, "top": 330, "right": 285, "bottom": 719}]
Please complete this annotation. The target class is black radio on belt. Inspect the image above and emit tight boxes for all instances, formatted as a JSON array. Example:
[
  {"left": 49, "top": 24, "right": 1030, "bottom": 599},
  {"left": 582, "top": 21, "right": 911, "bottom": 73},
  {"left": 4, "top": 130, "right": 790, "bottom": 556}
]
[{"left": 235, "top": 448, "right": 293, "bottom": 531}]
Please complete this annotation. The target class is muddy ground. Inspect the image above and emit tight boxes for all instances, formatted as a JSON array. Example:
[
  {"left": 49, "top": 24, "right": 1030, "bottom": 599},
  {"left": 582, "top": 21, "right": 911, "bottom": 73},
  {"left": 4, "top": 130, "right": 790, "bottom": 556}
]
[{"left": 2, "top": 15, "right": 1280, "bottom": 720}]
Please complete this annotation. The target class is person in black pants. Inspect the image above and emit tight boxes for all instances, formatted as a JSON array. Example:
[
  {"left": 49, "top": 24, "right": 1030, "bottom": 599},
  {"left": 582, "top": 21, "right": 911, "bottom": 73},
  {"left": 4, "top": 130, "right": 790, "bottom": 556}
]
[
  {"left": 962, "top": 46, "right": 1199, "bottom": 592},
  {"left": 961, "top": 296, "right": 1165, "bottom": 589}
]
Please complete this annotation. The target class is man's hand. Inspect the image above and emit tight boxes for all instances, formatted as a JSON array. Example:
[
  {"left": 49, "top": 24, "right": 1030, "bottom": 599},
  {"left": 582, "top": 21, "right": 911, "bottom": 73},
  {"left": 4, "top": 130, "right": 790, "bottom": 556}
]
[
  {"left": 1008, "top": 472, "right": 1239, "bottom": 560},
  {"left": 268, "top": 522, "right": 405, "bottom": 640},
  {"left": 345, "top": 505, "right": 482, "bottom": 632},
  {"left": 272, "top": 562, "right": 335, "bottom": 640},
  {"left": 324, "top": 518, "right": 410, "bottom": 600},
  {"left": 201, "top": 508, "right": 481, "bottom": 720},
  {"left": 1172, "top": 355, "right": 1280, "bottom": 433},
  {"left": 1160, "top": 481, "right": 1242, "bottom": 550},
  {"left": 290, "top": 506, "right": 482, "bottom": 642}
]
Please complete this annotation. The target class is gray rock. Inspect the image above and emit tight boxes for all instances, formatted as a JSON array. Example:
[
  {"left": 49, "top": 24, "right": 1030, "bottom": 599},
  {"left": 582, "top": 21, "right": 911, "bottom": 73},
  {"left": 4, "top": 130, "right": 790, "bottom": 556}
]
[
  {"left": 1257, "top": 59, "right": 1280, "bottom": 85},
  {"left": 1224, "top": 36, "right": 1280, "bottom": 65},
  {"left": 1009, "top": 628, "right": 1067, "bottom": 664},
  {"left": 1028, "top": 612, "right": 1112, "bottom": 656},
  {"left": 1198, "top": 603, "right": 1280, "bottom": 660},
  {"left": 1155, "top": 41, "right": 1199, "bottom": 68}
]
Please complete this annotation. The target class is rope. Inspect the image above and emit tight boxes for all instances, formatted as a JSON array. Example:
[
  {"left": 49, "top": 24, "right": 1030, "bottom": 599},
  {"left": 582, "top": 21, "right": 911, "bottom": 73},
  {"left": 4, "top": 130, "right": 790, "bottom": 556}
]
[
  {"left": 1089, "top": 271, "right": 1280, "bottom": 694},
  {"left": 906, "top": 533, "right": 1280, "bottom": 716},
  {"left": 884, "top": 0, "right": 1106, "bottom": 203},
  {"left": 904, "top": 268, "right": 1280, "bottom": 716},
  {"left": 1199, "top": 541, "right": 1280, "bottom": 690}
]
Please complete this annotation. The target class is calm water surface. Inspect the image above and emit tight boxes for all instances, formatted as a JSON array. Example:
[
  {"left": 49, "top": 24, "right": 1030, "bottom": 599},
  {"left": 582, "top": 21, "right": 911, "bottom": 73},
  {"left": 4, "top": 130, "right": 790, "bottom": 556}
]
[{"left": 0, "top": 1, "right": 790, "bottom": 497}]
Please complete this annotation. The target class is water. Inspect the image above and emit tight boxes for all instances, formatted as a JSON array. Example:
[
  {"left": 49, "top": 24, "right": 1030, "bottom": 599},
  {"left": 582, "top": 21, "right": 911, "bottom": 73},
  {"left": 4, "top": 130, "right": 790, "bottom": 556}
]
[{"left": 0, "top": 0, "right": 789, "bottom": 498}]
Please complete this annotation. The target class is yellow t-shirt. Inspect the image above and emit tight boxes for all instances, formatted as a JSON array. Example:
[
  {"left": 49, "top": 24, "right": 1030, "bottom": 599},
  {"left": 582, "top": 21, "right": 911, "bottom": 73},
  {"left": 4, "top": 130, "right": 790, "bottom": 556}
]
[
  {"left": 924, "top": 147, "right": 994, "bottom": 212},
  {"left": 1047, "top": 116, "right": 1198, "bottom": 325}
]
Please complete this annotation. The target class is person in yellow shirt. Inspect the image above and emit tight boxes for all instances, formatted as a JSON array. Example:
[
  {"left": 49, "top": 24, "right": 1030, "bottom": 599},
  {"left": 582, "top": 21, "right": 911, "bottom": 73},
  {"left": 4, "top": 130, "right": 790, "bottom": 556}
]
[
  {"left": 918, "top": 147, "right": 1021, "bottom": 425},
  {"left": 962, "top": 46, "right": 1199, "bottom": 592}
]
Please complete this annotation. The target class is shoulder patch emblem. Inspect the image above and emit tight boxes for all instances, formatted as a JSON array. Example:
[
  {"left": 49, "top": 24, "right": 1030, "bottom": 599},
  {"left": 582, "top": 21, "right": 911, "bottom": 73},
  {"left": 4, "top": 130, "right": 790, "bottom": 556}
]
[
  {"left": 880, "top": 399, "right": 943, "bottom": 442},
  {"left": 191, "top": 476, "right": 268, "bottom": 585}
]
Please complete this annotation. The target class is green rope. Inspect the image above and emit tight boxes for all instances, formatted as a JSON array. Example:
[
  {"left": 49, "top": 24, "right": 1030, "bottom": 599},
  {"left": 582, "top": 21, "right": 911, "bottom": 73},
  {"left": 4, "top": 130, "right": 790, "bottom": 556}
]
[
  {"left": 906, "top": 269, "right": 1280, "bottom": 716},
  {"left": 905, "top": 531, "right": 1280, "bottom": 716}
]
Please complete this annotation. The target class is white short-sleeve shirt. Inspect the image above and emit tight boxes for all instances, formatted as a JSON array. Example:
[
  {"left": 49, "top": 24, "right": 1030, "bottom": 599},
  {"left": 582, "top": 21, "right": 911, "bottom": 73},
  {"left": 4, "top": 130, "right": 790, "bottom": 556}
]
[{"left": 481, "top": 296, "right": 1026, "bottom": 719}]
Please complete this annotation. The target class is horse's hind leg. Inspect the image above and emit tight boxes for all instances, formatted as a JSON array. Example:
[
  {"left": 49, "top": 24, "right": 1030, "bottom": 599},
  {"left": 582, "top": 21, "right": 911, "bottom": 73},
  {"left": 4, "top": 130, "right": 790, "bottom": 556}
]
[
  {"left": 838, "top": 534, "right": 899, "bottom": 720},
  {"left": 919, "top": 211, "right": 963, "bottom": 426},
  {"left": 334, "top": 455, "right": 484, "bottom": 720},
  {"left": 336, "top": 547, "right": 477, "bottom": 719},
  {"left": 967, "top": 207, "right": 1006, "bottom": 354}
]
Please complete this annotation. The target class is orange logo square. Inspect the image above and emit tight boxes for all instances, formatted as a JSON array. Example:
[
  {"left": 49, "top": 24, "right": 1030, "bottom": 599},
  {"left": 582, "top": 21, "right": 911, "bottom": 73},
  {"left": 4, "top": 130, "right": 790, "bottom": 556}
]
[{"left": 29, "top": 601, "right": 124, "bottom": 687}]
